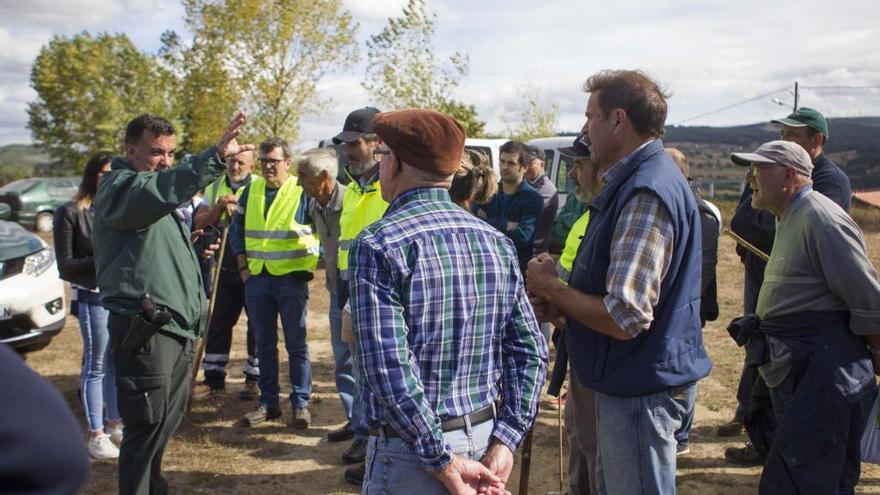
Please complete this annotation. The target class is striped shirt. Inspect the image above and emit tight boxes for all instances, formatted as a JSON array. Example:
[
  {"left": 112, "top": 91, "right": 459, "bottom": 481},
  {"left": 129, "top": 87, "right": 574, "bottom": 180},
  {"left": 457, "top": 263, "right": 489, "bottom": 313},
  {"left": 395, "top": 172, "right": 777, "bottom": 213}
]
[
  {"left": 350, "top": 187, "right": 548, "bottom": 472},
  {"left": 600, "top": 141, "right": 675, "bottom": 338}
]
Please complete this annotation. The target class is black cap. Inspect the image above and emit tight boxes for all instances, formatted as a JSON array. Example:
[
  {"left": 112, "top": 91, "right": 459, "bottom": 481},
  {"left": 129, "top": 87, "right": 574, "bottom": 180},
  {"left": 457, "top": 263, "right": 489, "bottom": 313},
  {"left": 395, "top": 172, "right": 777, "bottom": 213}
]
[
  {"left": 524, "top": 144, "right": 546, "bottom": 162},
  {"left": 558, "top": 134, "right": 590, "bottom": 158},
  {"left": 333, "top": 107, "right": 381, "bottom": 144}
]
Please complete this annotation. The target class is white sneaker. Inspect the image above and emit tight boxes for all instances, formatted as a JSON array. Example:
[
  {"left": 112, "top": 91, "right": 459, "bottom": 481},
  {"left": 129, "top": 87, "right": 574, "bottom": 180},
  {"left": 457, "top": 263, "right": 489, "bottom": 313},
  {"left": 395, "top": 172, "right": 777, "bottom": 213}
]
[
  {"left": 88, "top": 434, "right": 120, "bottom": 460},
  {"left": 105, "top": 425, "right": 123, "bottom": 447}
]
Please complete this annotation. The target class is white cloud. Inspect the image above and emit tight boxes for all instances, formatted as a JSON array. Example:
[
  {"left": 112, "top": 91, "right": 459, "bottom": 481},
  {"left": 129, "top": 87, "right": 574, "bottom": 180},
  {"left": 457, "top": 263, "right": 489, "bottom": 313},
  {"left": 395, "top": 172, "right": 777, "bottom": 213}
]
[{"left": 1, "top": 0, "right": 879, "bottom": 146}]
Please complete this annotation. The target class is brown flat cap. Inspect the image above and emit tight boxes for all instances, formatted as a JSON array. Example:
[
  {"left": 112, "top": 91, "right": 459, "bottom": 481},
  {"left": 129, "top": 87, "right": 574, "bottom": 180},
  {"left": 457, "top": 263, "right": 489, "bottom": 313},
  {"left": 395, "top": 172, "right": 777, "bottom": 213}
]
[{"left": 372, "top": 109, "right": 466, "bottom": 176}]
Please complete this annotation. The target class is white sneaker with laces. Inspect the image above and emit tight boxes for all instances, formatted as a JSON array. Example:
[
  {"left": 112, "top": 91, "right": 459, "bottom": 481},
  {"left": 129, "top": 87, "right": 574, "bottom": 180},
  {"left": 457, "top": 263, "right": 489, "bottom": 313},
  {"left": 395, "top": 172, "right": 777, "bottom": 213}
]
[
  {"left": 106, "top": 425, "right": 123, "bottom": 447},
  {"left": 88, "top": 434, "right": 120, "bottom": 460}
]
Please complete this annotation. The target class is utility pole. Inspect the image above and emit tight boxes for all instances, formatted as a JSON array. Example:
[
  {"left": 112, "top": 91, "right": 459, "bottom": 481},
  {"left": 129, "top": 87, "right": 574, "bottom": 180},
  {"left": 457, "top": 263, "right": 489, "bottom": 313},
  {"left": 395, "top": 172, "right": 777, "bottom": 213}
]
[{"left": 793, "top": 81, "right": 799, "bottom": 111}]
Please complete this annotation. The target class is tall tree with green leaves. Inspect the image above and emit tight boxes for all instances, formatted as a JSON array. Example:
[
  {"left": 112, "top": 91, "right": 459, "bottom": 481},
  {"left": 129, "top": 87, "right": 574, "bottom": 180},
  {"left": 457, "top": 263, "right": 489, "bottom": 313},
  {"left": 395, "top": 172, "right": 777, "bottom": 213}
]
[
  {"left": 363, "top": 0, "right": 486, "bottom": 137},
  {"left": 505, "top": 86, "right": 560, "bottom": 142},
  {"left": 165, "top": 0, "right": 359, "bottom": 147},
  {"left": 27, "top": 32, "right": 177, "bottom": 169}
]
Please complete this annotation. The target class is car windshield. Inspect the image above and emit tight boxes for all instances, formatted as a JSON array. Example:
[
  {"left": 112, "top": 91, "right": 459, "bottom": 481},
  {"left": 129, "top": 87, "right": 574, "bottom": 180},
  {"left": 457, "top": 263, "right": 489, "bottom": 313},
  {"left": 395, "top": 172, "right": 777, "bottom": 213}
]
[{"left": 0, "top": 178, "right": 39, "bottom": 194}]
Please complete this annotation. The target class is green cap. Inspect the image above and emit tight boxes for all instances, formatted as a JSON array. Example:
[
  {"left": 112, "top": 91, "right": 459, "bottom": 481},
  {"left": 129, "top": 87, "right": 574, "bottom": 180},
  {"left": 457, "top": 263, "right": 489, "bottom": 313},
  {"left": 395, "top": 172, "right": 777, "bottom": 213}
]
[{"left": 771, "top": 107, "right": 829, "bottom": 140}]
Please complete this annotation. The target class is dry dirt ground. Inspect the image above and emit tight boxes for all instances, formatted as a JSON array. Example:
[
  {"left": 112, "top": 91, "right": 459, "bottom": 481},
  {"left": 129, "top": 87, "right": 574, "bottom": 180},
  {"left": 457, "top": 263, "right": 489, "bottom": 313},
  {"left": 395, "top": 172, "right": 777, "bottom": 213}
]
[{"left": 22, "top": 222, "right": 880, "bottom": 494}]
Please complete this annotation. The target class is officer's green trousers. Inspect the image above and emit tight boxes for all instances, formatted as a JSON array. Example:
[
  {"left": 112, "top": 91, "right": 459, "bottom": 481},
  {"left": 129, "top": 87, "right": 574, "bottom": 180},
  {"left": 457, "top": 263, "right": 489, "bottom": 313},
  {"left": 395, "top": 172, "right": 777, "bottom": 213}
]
[{"left": 109, "top": 313, "right": 193, "bottom": 495}]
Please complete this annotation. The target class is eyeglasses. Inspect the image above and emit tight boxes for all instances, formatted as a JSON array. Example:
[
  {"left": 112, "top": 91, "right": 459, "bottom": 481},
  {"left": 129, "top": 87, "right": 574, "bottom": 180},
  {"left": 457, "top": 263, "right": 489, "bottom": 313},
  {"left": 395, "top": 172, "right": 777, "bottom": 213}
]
[
  {"left": 372, "top": 147, "right": 391, "bottom": 163},
  {"left": 259, "top": 157, "right": 284, "bottom": 166}
]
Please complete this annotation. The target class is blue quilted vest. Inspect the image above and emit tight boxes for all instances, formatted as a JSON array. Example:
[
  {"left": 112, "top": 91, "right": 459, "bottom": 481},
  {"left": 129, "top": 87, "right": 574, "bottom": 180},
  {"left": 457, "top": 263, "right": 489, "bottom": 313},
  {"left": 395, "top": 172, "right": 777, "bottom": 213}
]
[{"left": 567, "top": 139, "right": 712, "bottom": 397}]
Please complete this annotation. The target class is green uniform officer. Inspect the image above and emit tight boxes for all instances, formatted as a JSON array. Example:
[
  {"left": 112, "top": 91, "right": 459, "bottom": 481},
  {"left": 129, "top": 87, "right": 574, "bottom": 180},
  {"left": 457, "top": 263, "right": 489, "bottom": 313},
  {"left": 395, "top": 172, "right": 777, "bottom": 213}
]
[{"left": 93, "top": 113, "right": 253, "bottom": 495}]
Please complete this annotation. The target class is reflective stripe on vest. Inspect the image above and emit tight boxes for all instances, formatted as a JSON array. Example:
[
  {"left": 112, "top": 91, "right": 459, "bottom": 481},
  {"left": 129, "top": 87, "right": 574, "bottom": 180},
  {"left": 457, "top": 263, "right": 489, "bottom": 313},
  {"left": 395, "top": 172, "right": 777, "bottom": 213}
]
[
  {"left": 337, "top": 179, "right": 388, "bottom": 279},
  {"left": 244, "top": 177, "right": 319, "bottom": 275},
  {"left": 556, "top": 210, "right": 591, "bottom": 283}
]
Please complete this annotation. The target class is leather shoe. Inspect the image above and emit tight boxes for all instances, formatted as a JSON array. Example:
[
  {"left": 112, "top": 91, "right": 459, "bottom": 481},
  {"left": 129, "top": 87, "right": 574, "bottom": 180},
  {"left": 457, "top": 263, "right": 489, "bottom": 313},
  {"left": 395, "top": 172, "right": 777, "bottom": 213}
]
[
  {"left": 290, "top": 407, "right": 311, "bottom": 430},
  {"left": 725, "top": 442, "right": 763, "bottom": 466},
  {"left": 192, "top": 382, "right": 224, "bottom": 400},
  {"left": 344, "top": 462, "right": 365, "bottom": 485},
  {"left": 241, "top": 403, "right": 281, "bottom": 426},
  {"left": 342, "top": 438, "right": 368, "bottom": 464},
  {"left": 239, "top": 382, "right": 258, "bottom": 401},
  {"left": 327, "top": 421, "right": 355, "bottom": 442}
]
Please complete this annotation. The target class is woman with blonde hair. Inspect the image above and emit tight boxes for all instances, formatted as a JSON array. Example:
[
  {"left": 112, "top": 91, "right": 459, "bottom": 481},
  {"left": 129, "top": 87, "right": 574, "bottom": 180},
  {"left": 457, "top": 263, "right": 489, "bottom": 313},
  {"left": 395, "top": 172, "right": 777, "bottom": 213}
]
[
  {"left": 449, "top": 149, "right": 497, "bottom": 211},
  {"left": 53, "top": 151, "right": 122, "bottom": 460}
]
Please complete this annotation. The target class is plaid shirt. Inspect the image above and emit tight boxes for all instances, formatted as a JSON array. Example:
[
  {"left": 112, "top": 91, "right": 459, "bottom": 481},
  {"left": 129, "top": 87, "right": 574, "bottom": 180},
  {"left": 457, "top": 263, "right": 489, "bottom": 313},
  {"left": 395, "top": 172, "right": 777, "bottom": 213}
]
[
  {"left": 600, "top": 141, "right": 675, "bottom": 337},
  {"left": 350, "top": 187, "right": 548, "bottom": 472}
]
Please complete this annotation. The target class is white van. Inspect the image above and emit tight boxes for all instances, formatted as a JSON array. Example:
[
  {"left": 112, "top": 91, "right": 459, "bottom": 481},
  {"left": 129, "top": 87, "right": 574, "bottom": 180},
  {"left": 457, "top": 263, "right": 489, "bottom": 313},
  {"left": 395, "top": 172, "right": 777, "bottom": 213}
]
[{"left": 463, "top": 138, "right": 508, "bottom": 176}]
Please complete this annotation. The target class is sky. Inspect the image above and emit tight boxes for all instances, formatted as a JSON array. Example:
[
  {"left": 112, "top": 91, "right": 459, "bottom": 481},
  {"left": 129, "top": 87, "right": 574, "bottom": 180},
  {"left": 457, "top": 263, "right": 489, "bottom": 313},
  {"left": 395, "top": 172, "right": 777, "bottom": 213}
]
[{"left": 1, "top": 0, "right": 879, "bottom": 150}]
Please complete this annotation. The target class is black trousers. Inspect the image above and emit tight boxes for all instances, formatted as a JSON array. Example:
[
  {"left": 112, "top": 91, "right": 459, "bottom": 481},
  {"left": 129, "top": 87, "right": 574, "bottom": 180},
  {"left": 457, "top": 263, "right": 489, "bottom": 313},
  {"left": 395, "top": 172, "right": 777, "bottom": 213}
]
[
  {"left": 202, "top": 267, "right": 258, "bottom": 388},
  {"left": 109, "top": 314, "right": 193, "bottom": 495}
]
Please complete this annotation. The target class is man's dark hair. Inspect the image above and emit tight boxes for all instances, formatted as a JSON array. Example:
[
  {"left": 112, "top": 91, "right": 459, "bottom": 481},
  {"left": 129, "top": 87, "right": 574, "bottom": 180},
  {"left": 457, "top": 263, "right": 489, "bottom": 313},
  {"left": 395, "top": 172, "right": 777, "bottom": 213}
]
[
  {"left": 260, "top": 137, "right": 291, "bottom": 159},
  {"left": 500, "top": 140, "right": 529, "bottom": 165},
  {"left": 582, "top": 70, "right": 669, "bottom": 138},
  {"left": 124, "top": 114, "right": 176, "bottom": 146}
]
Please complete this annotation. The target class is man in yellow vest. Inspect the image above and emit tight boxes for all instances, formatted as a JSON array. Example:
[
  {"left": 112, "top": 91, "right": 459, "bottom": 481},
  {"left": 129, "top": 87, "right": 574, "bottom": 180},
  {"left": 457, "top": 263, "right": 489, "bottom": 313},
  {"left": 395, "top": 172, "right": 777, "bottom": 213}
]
[
  {"left": 229, "top": 137, "right": 320, "bottom": 428},
  {"left": 331, "top": 107, "right": 389, "bottom": 483},
  {"left": 548, "top": 134, "right": 603, "bottom": 495},
  {"left": 191, "top": 149, "right": 261, "bottom": 401}
]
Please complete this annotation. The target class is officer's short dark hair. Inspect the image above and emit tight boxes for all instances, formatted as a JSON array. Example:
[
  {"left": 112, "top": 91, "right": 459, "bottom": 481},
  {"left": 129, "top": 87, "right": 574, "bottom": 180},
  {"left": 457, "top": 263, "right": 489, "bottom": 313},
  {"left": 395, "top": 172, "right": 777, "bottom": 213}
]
[
  {"left": 260, "top": 137, "right": 291, "bottom": 159},
  {"left": 500, "top": 140, "right": 529, "bottom": 165},
  {"left": 124, "top": 114, "right": 176, "bottom": 146}
]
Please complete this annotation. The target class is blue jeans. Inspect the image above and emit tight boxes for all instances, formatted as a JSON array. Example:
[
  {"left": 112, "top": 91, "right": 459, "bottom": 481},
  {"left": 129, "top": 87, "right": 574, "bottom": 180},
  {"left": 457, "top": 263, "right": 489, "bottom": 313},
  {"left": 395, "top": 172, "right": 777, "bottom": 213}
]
[
  {"left": 595, "top": 383, "right": 694, "bottom": 495},
  {"left": 674, "top": 383, "right": 698, "bottom": 448},
  {"left": 77, "top": 289, "right": 119, "bottom": 432},
  {"left": 329, "top": 293, "right": 366, "bottom": 437},
  {"left": 244, "top": 273, "right": 311, "bottom": 409},
  {"left": 363, "top": 418, "right": 494, "bottom": 494}
]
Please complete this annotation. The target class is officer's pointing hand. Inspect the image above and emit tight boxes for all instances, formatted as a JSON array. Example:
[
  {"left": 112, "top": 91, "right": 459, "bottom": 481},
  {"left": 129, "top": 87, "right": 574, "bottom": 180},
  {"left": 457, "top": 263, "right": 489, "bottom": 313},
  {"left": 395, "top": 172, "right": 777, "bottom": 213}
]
[{"left": 217, "top": 111, "right": 255, "bottom": 158}]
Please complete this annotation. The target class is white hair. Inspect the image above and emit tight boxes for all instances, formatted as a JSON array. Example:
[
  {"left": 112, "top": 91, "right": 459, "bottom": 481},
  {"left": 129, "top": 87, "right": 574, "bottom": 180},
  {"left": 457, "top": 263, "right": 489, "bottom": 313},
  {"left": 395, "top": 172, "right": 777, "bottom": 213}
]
[{"left": 299, "top": 148, "right": 337, "bottom": 179}]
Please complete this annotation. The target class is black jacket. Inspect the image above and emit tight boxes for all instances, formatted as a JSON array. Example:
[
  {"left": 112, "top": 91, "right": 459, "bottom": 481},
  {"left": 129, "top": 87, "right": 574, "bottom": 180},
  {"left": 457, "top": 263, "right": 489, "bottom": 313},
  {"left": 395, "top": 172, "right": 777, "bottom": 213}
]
[{"left": 52, "top": 201, "right": 97, "bottom": 289}]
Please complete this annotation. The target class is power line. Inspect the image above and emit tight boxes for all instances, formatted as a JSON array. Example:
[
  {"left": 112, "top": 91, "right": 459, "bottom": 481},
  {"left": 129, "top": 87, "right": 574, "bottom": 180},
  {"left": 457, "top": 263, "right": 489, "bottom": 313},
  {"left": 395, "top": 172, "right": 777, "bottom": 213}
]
[{"left": 674, "top": 87, "right": 789, "bottom": 125}]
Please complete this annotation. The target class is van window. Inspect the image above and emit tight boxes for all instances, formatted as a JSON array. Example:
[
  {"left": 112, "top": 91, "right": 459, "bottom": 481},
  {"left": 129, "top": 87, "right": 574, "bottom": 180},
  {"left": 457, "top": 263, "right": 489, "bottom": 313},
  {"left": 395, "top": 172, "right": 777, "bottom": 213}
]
[
  {"left": 556, "top": 154, "right": 575, "bottom": 192},
  {"left": 465, "top": 146, "right": 493, "bottom": 168}
]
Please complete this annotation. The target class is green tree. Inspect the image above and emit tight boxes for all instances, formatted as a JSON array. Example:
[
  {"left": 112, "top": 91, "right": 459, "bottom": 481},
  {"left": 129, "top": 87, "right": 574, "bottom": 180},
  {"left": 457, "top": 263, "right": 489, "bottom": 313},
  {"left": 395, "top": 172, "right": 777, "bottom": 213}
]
[
  {"left": 165, "top": 0, "right": 359, "bottom": 146},
  {"left": 364, "top": 0, "right": 486, "bottom": 137},
  {"left": 27, "top": 32, "right": 177, "bottom": 169},
  {"left": 505, "top": 86, "right": 559, "bottom": 142}
]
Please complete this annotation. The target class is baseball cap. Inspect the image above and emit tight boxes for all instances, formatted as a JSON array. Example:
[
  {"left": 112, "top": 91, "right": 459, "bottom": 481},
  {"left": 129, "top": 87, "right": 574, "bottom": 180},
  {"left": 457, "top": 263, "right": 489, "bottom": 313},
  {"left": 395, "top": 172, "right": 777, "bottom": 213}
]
[
  {"left": 771, "top": 107, "right": 829, "bottom": 140},
  {"left": 332, "top": 107, "right": 381, "bottom": 144},
  {"left": 524, "top": 144, "right": 546, "bottom": 162},
  {"left": 558, "top": 134, "right": 591, "bottom": 158},
  {"left": 729, "top": 140, "right": 813, "bottom": 177}
]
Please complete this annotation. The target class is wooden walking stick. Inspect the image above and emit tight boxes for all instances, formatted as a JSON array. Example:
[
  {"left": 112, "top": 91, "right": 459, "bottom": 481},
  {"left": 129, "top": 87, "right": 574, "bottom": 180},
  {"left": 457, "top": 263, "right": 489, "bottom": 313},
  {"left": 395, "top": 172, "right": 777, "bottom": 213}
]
[
  {"left": 187, "top": 225, "right": 229, "bottom": 413},
  {"left": 519, "top": 429, "right": 534, "bottom": 495},
  {"left": 723, "top": 227, "right": 770, "bottom": 261},
  {"left": 558, "top": 396, "right": 564, "bottom": 494}
]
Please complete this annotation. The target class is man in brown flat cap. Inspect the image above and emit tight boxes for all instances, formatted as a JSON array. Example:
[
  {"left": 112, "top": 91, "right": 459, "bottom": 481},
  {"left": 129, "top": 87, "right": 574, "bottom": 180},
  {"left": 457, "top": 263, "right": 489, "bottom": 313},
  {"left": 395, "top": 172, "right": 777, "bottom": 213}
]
[{"left": 348, "top": 108, "right": 548, "bottom": 495}]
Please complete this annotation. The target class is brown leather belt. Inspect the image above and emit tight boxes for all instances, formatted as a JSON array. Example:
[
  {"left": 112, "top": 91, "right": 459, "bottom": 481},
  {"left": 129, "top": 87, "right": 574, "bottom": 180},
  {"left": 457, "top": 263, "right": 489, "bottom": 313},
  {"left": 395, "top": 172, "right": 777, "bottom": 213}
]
[{"left": 370, "top": 405, "right": 496, "bottom": 438}]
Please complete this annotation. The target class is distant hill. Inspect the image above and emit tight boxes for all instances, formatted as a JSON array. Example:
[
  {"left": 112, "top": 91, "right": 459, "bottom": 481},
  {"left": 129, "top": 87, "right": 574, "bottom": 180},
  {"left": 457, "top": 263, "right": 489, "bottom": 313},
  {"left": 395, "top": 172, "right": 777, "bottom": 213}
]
[
  {"left": 0, "top": 144, "right": 51, "bottom": 186},
  {"left": 664, "top": 116, "right": 880, "bottom": 190}
]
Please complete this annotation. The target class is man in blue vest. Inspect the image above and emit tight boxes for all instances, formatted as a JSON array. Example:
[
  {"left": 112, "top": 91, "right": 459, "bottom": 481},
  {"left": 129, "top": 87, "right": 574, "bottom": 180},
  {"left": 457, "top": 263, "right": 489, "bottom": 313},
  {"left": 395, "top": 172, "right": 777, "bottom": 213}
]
[
  {"left": 527, "top": 69, "right": 712, "bottom": 494},
  {"left": 230, "top": 137, "right": 320, "bottom": 428}
]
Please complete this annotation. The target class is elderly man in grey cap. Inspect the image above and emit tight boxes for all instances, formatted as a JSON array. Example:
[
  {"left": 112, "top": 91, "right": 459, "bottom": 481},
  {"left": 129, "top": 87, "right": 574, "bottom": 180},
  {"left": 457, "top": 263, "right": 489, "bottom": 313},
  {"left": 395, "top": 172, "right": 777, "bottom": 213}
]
[{"left": 728, "top": 140, "right": 880, "bottom": 494}]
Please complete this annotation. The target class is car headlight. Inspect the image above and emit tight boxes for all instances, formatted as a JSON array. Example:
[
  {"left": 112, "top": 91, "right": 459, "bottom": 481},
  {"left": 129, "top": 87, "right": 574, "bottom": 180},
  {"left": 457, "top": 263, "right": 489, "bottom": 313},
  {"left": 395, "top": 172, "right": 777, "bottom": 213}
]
[{"left": 23, "top": 248, "right": 54, "bottom": 277}]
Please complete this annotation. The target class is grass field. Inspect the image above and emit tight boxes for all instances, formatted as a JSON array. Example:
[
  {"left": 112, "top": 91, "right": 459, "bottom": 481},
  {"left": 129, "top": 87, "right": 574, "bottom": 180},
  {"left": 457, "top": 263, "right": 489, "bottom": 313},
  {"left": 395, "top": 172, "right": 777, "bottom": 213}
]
[{"left": 21, "top": 199, "right": 880, "bottom": 494}]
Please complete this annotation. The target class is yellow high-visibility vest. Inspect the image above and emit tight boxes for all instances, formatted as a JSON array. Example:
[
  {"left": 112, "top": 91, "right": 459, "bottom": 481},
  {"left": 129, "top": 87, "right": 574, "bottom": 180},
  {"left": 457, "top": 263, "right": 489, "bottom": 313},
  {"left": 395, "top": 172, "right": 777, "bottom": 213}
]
[
  {"left": 557, "top": 210, "right": 591, "bottom": 283},
  {"left": 338, "top": 177, "right": 388, "bottom": 280},
  {"left": 206, "top": 174, "right": 263, "bottom": 222},
  {"left": 244, "top": 177, "right": 319, "bottom": 275}
]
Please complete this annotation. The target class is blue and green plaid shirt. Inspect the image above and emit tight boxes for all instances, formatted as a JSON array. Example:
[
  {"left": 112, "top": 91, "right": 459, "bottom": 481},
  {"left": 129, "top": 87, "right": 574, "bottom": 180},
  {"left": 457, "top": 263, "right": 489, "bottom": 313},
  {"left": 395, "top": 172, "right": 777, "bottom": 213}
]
[{"left": 350, "top": 187, "right": 548, "bottom": 472}]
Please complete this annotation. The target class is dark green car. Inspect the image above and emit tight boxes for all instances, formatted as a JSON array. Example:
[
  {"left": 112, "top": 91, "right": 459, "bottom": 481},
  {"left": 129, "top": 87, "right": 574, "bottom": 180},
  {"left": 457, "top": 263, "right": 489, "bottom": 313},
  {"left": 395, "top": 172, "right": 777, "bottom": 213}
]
[{"left": 0, "top": 177, "right": 79, "bottom": 232}]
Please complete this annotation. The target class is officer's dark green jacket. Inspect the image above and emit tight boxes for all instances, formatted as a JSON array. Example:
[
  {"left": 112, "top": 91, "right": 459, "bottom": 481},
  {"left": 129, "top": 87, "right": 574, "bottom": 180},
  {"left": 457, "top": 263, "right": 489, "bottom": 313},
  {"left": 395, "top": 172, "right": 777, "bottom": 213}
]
[{"left": 93, "top": 147, "right": 226, "bottom": 340}]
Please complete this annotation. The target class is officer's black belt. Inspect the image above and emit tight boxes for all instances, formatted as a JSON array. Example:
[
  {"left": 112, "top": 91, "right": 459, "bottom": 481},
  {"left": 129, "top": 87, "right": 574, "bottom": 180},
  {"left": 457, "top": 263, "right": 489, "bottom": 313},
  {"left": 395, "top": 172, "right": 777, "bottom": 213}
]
[{"left": 370, "top": 404, "right": 496, "bottom": 438}]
